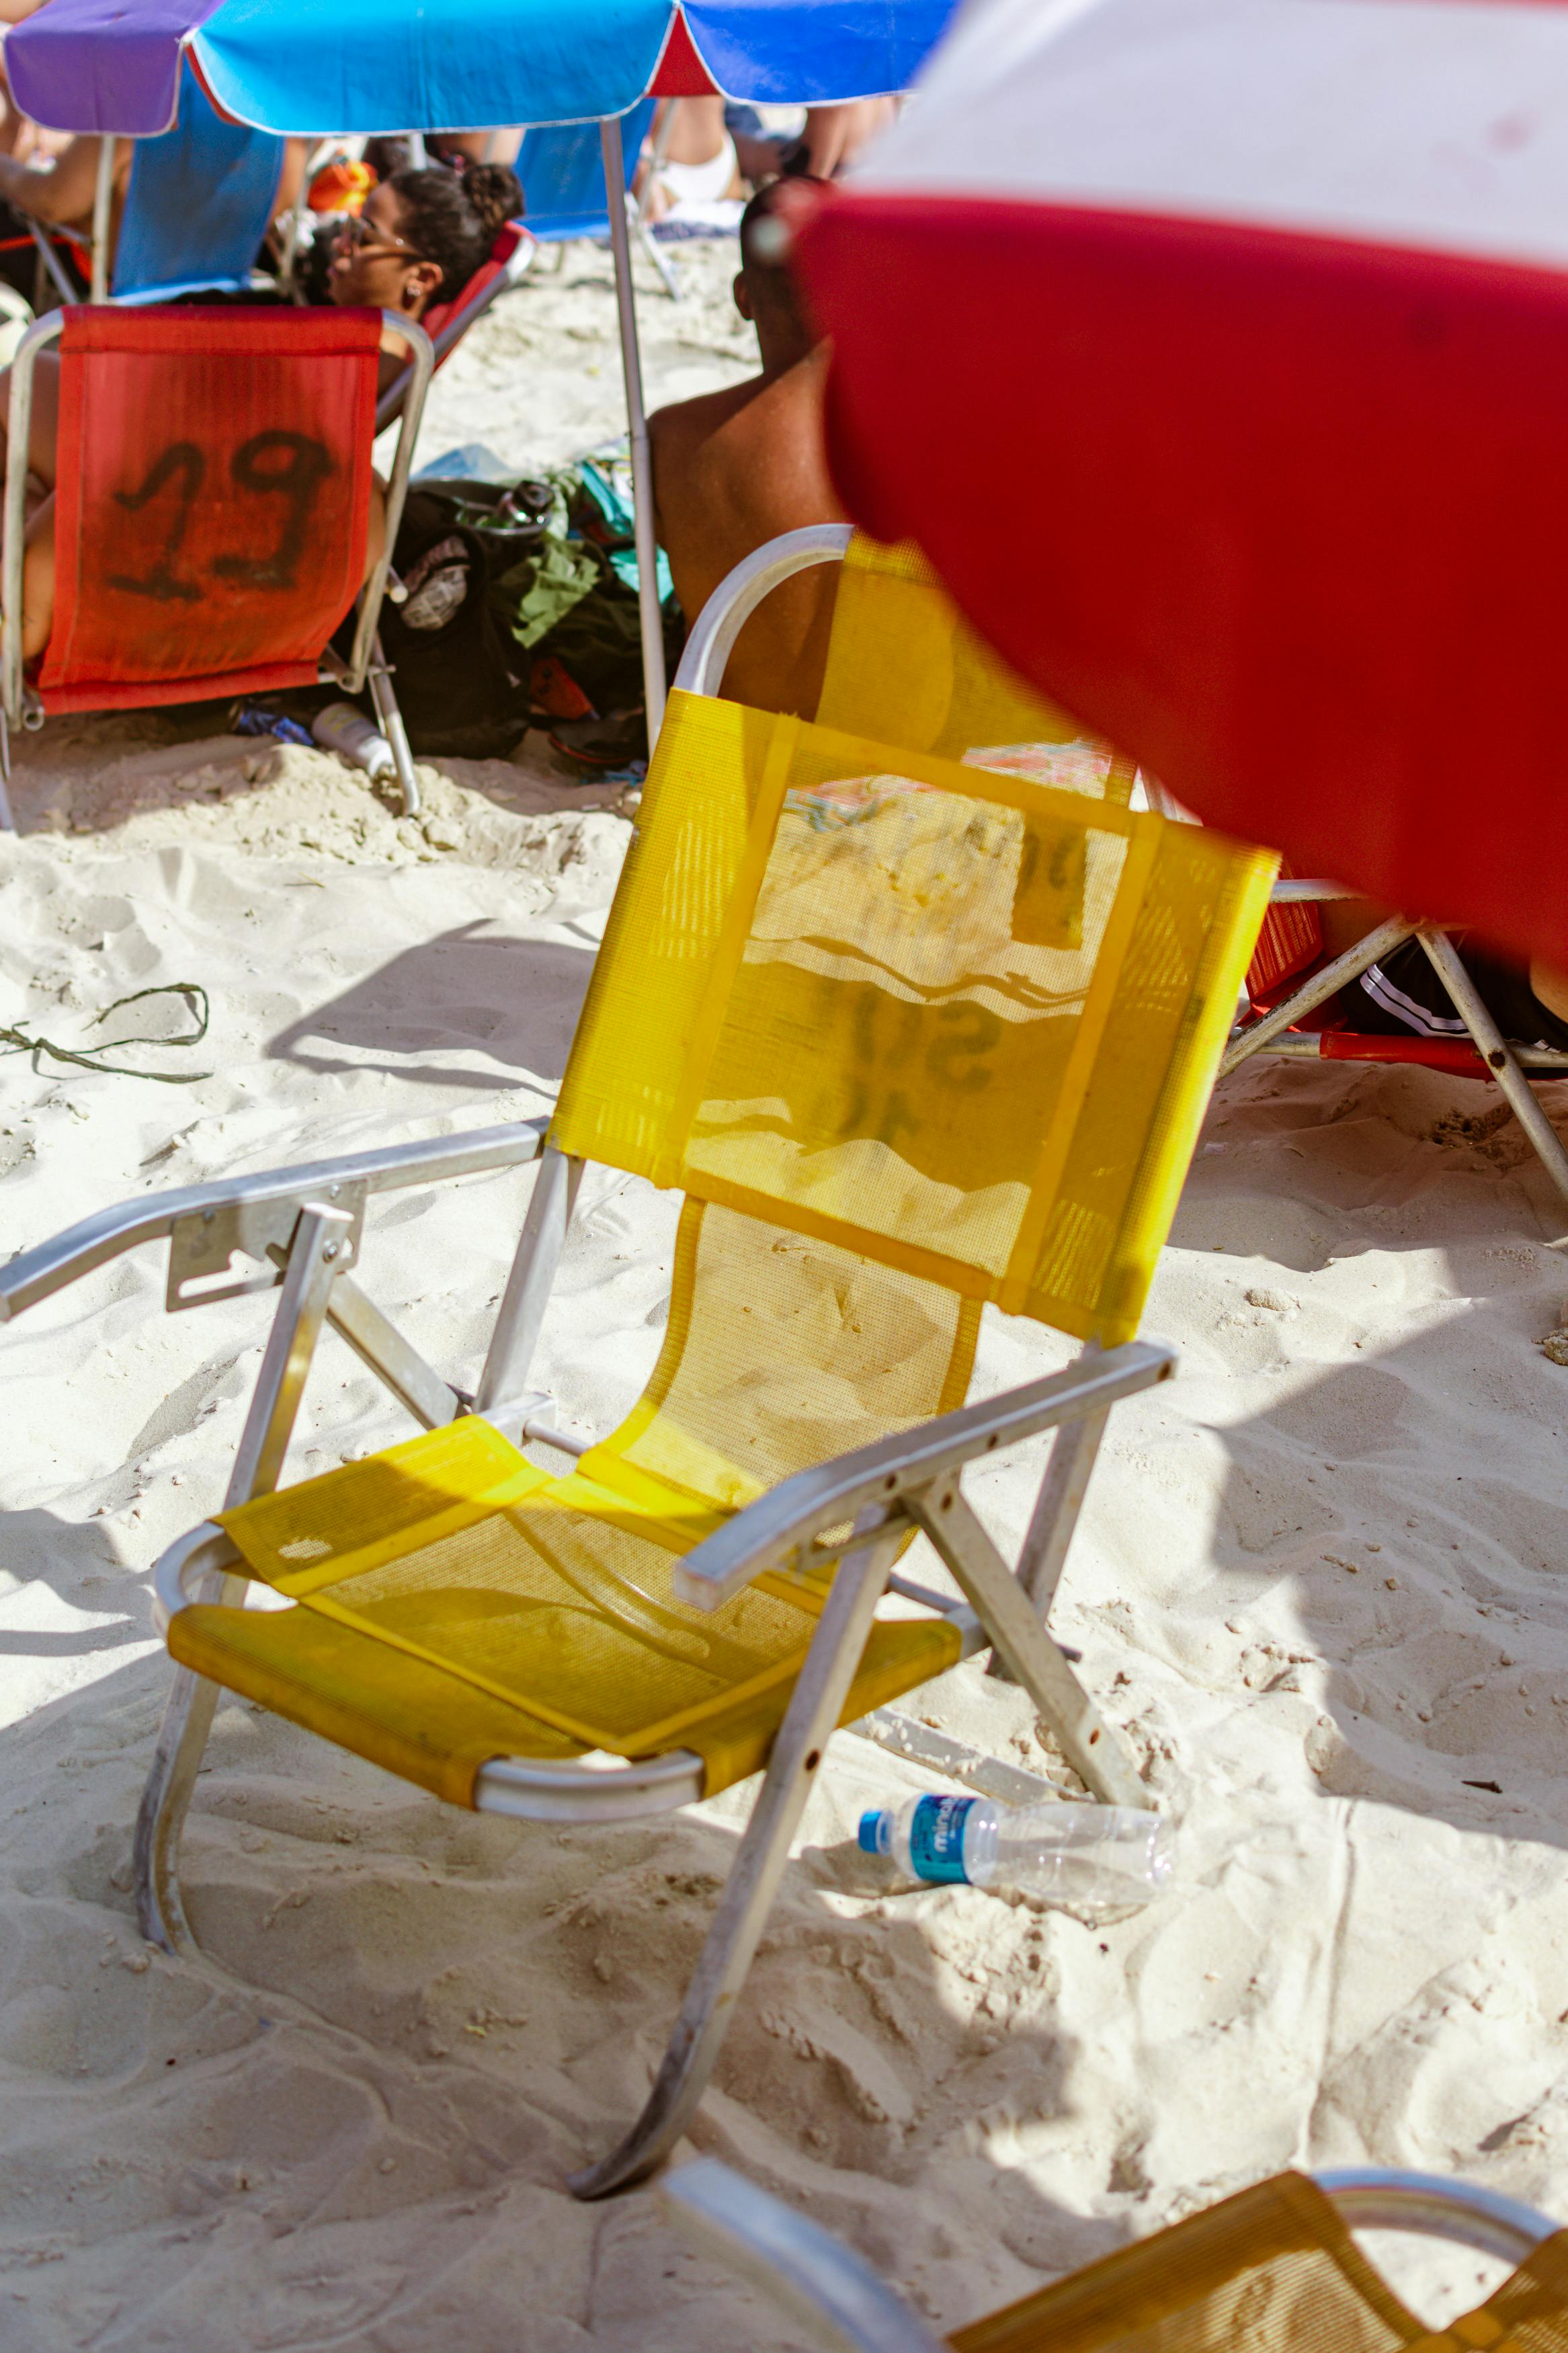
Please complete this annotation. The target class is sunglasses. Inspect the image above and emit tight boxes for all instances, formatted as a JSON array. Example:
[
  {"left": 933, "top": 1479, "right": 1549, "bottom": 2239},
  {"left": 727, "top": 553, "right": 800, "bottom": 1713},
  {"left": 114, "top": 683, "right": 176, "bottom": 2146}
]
[{"left": 335, "top": 212, "right": 429, "bottom": 262}]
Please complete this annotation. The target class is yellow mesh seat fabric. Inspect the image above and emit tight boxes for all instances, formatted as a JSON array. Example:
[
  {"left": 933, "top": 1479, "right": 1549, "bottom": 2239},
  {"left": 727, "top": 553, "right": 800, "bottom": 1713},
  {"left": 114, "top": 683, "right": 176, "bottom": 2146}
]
[
  {"left": 815, "top": 534, "right": 1136, "bottom": 803},
  {"left": 173, "top": 1204, "right": 975, "bottom": 1808},
  {"left": 949, "top": 2173, "right": 1430, "bottom": 2353},
  {"left": 551, "top": 694, "right": 1276, "bottom": 1346}
]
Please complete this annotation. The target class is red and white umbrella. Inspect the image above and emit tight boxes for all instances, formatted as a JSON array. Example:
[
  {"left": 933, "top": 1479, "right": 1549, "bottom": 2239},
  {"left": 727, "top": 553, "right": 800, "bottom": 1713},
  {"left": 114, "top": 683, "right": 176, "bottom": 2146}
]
[{"left": 796, "top": 0, "right": 1568, "bottom": 965}]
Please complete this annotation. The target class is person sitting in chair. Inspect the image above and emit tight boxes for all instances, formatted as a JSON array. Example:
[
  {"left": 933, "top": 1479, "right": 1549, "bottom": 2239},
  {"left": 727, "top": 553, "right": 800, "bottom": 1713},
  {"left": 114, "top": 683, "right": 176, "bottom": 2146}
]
[
  {"left": 324, "top": 160, "right": 522, "bottom": 393},
  {"left": 0, "top": 159, "right": 522, "bottom": 664},
  {"left": 648, "top": 177, "right": 844, "bottom": 717}
]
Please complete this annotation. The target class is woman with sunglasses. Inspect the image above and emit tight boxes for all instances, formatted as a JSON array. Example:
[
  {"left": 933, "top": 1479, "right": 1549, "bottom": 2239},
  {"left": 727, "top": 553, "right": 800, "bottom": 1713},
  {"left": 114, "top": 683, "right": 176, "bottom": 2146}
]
[{"left": 326, "top": 163, "right": 522, "bottom": 391}]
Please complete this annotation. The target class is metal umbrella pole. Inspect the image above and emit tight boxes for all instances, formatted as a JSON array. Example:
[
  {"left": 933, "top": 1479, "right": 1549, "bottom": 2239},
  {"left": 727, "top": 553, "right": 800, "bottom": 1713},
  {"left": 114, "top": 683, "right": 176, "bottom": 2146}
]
[{"left": 600, "top": 111, "right": 667, "bottom": 749}]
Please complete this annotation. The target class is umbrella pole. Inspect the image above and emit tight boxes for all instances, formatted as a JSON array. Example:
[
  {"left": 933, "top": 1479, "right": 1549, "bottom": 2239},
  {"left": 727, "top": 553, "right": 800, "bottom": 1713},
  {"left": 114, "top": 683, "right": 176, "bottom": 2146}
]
[{"left": 600, "top": 113, "right": 667, "bottom": 749}]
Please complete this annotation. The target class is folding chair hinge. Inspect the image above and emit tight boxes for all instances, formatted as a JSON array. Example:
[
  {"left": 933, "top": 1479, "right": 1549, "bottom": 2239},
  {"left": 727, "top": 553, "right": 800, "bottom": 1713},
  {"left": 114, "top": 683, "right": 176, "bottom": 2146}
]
[{"left": 167, "top": 1182, "right": 367, "bottom": 1312}]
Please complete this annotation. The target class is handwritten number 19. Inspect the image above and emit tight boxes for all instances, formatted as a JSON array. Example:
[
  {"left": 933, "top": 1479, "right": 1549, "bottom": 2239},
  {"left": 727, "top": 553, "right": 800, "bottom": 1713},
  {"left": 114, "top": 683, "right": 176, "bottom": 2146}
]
[
  {"left": 108, "top": 441, "right": 204, "bottom": 604},
  {"left": 214, "top": 432, "right": 334, "bottom": 593},
  {"left": 108, "top": 432, "right": 333, "bottom": 604}
]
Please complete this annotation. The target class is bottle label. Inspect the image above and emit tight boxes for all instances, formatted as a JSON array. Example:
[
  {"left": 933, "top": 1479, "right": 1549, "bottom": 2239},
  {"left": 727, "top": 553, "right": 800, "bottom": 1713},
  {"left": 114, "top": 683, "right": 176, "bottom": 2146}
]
[{"left": 907, "top": 1794, "right": 977, "bottom": 1884}]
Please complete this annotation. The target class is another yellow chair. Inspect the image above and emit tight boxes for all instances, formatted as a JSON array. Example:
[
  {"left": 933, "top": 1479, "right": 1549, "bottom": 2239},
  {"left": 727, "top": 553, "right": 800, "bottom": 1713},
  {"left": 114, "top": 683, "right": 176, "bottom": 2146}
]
[
  {"left": 0, "top": 533, "right": 1274, "bottom": 2198},
  {"left": 665, "top": 2158, "right": 1568, "bottom": 2353}
]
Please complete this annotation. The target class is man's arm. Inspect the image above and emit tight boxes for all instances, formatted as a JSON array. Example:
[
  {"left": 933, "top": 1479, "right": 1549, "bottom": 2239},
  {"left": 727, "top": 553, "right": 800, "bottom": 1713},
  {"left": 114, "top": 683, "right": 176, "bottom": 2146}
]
[{"left": 0, "top": 133, "right": 110, "bottom": 226}]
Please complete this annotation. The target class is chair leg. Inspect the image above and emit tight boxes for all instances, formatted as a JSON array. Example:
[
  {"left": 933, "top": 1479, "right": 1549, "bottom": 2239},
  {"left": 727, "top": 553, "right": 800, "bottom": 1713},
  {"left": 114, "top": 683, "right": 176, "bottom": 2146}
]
[
  {"left": 134, "top": 1202, "right": 350, "bottom": 1953},
  {"left": 0, "top": 705, "right": 13, "bottom": 832},
  {"left": 568, "top": 1522, "right": 903, "bottom": 2199},
  {"left": 911, "top": 1484, "right": 1147, "bottom": 1809},
  {"left": 1220, "top": 913, "right": 1419, "bottom": 1076},
  {"left": 636, "top": 213, "right": 680, "bottom": 301},
  {"left": 1419, "top": 928, "right": 1568, "bottom": 1209},
  {"left": 368, "top": 630, "right": 420, "bottom": 817},
  {"left": 133, "top": 1643, "right": 240, "bottom": 1953}
]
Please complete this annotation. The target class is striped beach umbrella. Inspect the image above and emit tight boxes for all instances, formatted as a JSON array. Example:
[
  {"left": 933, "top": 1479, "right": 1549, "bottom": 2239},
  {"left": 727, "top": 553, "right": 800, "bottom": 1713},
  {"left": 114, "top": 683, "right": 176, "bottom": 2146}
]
[{"left": 796, "top": 0, "right": 1568, "bottom": 965}]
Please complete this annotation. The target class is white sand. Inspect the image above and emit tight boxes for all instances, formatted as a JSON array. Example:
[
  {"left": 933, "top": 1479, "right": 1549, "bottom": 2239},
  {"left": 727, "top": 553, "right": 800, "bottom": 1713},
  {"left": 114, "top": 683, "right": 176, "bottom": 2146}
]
[{"left": 5, "top": 239, "right": 1568, "bottom": 2349}]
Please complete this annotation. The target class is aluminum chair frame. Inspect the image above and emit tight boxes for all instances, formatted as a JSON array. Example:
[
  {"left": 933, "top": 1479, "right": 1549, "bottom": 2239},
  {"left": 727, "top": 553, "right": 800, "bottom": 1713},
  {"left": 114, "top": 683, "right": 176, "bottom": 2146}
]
[
  {"left": 1216, "top": 878, "right": 1568, "bottom": 1207},
  {"left": 0, "top": 305, "right": 433, "bottom": 828},
  {"left": 0, "top": 537, "right": 1184, "bottom": 2198},
  {"left": 662, "top": 2158, "right": 1561, "bottom": 2353}
]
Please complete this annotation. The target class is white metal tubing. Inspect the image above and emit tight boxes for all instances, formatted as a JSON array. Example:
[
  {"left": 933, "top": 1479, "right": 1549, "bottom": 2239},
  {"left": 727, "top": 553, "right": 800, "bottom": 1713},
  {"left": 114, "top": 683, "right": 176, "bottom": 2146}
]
[
  {"left": 1315, "top": 2169, "right": 1558, "bottom": 2263},
  {"left": 345, "top": 311, "right": 434, "bottom": 692},
  {"left": 910, "top": 1482, "right": 1147, "bottom": 1808},
  {"left": 600, "top": 113, "right": 668, "bottom": 747},
  {"left": 1, "top": 312, "right": 63, "bottom": 731},
  {"left": 663, "top": 2161, "right": 949, "bottom": 2353},
  {"left": 673, "top": 1341, "right": 1175, "bottom": 1611},
  {"left": 226, "top": 1203, "right": 351, "bottom": 1505},
  {"left": 135, "top": 1205, "right": 348, "bottom": 1949},
  {"left": 1270, "top": 877, "right": 1358, "bottom": 902},
  {"left": 474, "top": 1147, "right": 584, "bottom": 1421},
  {"left": 675, "top": 526, "right": 852, "bottom": 701},
  {"left": 0, "top": 1118, "right": 545, "bottom": 1322},
  {"left": 570, "top": 1517, "right": 906, "bottom": 2197},
  {"left": 1015, "top": 1402, "right": 1110, "bottom": 1615},
  {"left": 1418, "top": 927, "right": 1568, "bottom": 1206},
  {"left": 324, "top": 1273, "right": 462, "bottom": 1430},
  {"left": 90, "top": 135, "right": 115, "bottom": 302},
  {"left": 1221, "top": 912, "right": 1418, "bottom": 1076},
  {"left": 367, "top": 626, "right": 420, "bottom": 815},
  {"left": 476, "top": 1748, "right": 704, "bottom": 1821}
]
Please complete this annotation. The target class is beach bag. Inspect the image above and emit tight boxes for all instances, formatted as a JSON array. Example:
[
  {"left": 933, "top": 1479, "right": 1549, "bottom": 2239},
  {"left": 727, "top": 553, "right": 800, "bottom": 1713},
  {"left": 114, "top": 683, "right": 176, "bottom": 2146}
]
[{"left": 380, "top": 481, "right": 545, "bottom": 756}]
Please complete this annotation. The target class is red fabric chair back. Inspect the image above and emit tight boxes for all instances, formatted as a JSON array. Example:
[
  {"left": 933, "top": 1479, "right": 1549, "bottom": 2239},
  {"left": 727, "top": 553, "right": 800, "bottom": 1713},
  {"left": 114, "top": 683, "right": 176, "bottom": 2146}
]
[
  {"left": 421, "top": 221, "right": 527, "bottom": 355},
  {"left": 41, "top": 305, "right": 382, "bottom": 713}
]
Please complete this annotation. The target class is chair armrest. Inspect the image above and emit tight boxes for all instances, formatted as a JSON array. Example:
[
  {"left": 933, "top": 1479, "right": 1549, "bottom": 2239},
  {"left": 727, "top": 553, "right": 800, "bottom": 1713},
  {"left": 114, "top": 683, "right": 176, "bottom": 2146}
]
[
  {"left": 1315, "top": 2169, "right": 1557, "bottom": 2262},
  {"left": 673, "top": 524, "right": 852, "bottom": 701},
  {"left": 674, "top": 1339, "right": 1174, "bottom": 1612},
  {"left": 661, "top": 2160, "right": 947, "bottom": 2353},
  {"left": 0, "top": 1119, "right": 546, "bottom": 1322}
]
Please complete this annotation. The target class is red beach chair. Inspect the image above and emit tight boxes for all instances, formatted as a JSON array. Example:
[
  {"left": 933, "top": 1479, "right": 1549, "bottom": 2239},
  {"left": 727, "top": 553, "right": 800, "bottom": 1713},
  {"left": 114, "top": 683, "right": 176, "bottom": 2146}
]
[
  {"left": 1223, "top": 875, "right": 1568, "bottom": 1202},
  {"left": 0, "top": 303, "right": 434, "bottom": 824}
]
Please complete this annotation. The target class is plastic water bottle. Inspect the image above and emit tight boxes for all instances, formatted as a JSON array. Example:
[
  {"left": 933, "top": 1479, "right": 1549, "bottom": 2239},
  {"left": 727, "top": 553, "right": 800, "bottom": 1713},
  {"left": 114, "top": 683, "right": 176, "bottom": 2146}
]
[
  {"left": 312, "top": 701, "right": 397, "bottom": 783},
  {"left": 859, "top": 1792, "right": 1175, "bottom": 1915}
]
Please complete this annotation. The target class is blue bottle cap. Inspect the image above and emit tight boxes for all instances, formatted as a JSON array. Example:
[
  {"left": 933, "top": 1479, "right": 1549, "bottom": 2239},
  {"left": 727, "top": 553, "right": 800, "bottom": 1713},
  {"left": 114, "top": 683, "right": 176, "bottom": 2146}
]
[{"left": 858, "top": 1809, "right": 885, "bottom": 1853}]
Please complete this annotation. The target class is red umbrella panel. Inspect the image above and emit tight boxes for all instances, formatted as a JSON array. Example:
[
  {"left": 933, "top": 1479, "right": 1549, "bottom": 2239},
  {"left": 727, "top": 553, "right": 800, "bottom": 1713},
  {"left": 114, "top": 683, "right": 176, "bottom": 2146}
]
[{"left": 794, "top": 0, "right": 1568, "bottom": 970}]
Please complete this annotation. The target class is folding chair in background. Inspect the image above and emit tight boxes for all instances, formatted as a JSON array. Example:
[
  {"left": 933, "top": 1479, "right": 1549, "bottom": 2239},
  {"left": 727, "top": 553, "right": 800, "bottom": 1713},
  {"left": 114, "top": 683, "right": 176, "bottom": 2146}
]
[
  {"left": 30, "top": 58, "right": 288, "bottom": 312},
  {"left": 518, "top": 103, "right": 678, "bottom": 299},
  {"left": 665, "top": 2158, "right": 1567, "bottom": 2353},
  {"left": 1220, "top": 875, "right": 1568, "bottom": 1205},
  {"left": 0, "top": 539, "right": 1274, "bottom": 2197},
  {"left": 0, "top": 301, "right": 432, "bottom": 830}
]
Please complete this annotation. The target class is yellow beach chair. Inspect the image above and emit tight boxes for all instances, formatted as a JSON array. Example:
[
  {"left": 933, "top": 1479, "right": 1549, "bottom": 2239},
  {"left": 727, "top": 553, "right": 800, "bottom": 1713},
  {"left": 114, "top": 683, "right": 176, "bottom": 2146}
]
[
  {"left": 665, "top": 2158, "right": 1567, "bottom": 2353},
  {"left": 0, "top": 533, "right": 1273, "bottom": 2198}
]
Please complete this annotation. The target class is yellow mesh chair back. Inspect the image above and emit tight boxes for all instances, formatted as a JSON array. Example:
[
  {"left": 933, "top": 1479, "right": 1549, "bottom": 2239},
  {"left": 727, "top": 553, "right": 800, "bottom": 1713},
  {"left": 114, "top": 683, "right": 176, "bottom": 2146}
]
[
  {"left": 551, "top": 692, "right": 1272, "bottom": 1352},
  {"left": 815, "top": 533, "right": 1137, "bottom": 801},
  {"left": 181, "top": 690, "right": 1269, "bottom": 1821}
]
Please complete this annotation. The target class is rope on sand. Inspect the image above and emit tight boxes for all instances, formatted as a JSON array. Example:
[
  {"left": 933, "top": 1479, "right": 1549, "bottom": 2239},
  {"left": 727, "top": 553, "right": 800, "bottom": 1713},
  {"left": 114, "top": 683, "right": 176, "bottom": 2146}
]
[{"left": 0, "top": 982, "right": 212, "bottom": 1082}]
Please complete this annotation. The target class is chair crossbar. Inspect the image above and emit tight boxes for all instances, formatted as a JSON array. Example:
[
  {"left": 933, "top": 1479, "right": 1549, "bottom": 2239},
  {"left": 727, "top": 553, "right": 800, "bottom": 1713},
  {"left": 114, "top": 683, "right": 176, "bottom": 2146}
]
[{"left": 1225, "top": 886, "right": 1568, "bottom": 1207}]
